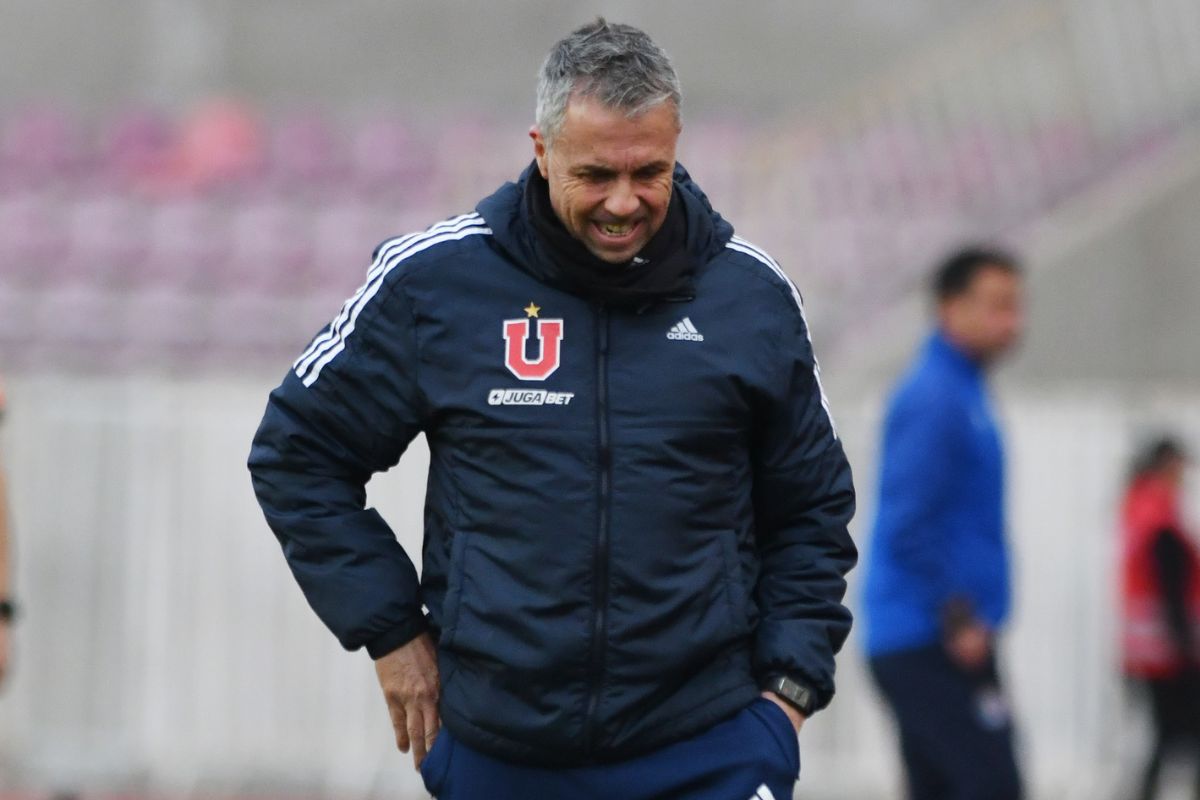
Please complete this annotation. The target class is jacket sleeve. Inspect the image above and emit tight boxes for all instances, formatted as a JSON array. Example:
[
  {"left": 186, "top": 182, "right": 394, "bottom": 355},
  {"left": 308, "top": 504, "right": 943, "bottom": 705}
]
[
  {"left": 751, "top": 293, "right": 857, "bottom": 712},
  {"left": 876, "top": 385, "right": 966, "bottom": 609},
  {"left": 247, "top": 276, "right": 429, "bottom": 659}
]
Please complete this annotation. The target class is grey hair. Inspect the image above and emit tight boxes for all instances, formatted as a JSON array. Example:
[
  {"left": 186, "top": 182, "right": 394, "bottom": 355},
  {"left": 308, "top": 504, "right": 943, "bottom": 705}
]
[{"left": 536, "top": 18, "right": 682, "bottom": 145}]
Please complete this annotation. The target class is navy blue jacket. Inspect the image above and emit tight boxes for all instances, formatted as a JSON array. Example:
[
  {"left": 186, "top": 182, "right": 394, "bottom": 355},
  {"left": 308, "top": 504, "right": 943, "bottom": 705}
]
[
  {"left": 863, "top": 331, "right": 1011, "bottom": 656},
  {"left": 248, "top": 164, "right": 856, "bottom": 765}
]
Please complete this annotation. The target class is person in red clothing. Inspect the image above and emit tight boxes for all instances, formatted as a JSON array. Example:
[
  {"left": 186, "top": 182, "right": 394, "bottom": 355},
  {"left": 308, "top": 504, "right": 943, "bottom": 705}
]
[{"left": 1121, "top": 436, "right": 1200, "bottom": 800}]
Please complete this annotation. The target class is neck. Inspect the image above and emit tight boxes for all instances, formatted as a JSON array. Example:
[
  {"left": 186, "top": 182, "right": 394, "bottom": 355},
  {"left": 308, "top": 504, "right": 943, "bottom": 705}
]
[{"left": 938, "top": 328, "right": 989, "bottom": 369}]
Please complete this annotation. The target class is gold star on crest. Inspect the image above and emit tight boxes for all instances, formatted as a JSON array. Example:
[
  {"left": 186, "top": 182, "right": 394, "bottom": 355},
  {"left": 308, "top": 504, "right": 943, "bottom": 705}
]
[{"left": 524, "top": 302, "right": 541, "bottom": 318}]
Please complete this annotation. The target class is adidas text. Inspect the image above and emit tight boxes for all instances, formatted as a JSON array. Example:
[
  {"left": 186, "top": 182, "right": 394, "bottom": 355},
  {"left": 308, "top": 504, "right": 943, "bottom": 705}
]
[{"left": 667, "top": 317, "right": 705, "bottom": 342}]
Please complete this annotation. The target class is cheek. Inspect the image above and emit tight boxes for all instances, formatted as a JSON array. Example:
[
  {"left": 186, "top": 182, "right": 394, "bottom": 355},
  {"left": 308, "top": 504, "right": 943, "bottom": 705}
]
[
  {"left": 658, "top": 180, "right": 676, "bottom": 208},
  {"left": 559, "top": 183, "right": 604, "bottom": 218},
  {"left": 1005, "top": 313, "right": 1025, "bottom": 337},
  {"left": 644, "top": 184, "right": 674, "bottom": 215}
]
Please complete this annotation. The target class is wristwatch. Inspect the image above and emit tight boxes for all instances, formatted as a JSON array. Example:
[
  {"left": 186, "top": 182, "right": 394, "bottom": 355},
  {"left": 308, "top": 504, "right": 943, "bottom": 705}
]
[
  {"left": 0, "top": 599, "right": 18, "bottom": 623},
  {"left": 763, "top": 674, "right": 816, "bottom": 717}
]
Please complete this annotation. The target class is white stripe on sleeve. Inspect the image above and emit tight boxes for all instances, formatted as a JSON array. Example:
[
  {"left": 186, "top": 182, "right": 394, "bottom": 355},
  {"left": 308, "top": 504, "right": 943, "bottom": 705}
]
[
  {"left": 726, "top": 236, "right": 838, "bottom": 439},
  {"left": 297, "top": 220, "right": 491, "bottom": 386},
  {"left": 294, "top": 213, "right": 482, "bottom": 374}
]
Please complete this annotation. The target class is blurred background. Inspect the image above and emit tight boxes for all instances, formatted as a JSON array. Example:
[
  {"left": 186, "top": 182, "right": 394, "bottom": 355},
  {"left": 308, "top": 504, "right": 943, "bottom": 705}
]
[{"left": 1, "top": 0, "right": 1199, "bottom": 797}]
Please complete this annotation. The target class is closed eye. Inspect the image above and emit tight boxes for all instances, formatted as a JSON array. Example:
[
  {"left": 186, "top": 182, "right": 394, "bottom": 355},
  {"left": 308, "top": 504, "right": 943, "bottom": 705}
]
[
  {"left": 634, "top": 163, "right": 671, "bottom": 180},
  {"left": 576, "top": 167, "right": 617, "bottom": 183}
]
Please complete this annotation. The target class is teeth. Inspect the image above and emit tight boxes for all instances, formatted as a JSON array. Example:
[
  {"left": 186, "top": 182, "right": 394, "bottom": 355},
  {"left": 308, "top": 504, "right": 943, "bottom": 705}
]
[{"left": 602, "top": 223, "right": 631, "bottom": 235}]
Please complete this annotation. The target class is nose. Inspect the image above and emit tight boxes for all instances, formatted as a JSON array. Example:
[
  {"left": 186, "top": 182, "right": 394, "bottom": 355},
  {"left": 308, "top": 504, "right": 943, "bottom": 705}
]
[{"left": 603, "top": 177, "right": 639, "bottom": 219}]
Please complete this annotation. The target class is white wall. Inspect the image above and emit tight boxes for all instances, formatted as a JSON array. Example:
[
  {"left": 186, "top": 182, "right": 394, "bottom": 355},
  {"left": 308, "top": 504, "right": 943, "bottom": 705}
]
[
  {"left": 2, "top": 371, "right": 1198, "bottom": 799},
  {"left": 0, "top": 0, "right": 1006, "bottom": 117}
]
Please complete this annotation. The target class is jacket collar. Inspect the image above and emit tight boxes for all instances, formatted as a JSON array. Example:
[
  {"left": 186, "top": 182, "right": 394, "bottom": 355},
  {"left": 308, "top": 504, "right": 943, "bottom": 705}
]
[{"left": 927, "top": 329, "right": 985, "bottom": 379}]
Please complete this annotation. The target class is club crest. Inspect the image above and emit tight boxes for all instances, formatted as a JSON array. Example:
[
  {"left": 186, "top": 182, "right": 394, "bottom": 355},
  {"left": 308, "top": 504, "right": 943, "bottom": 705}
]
[{"left": 503, "top": 302, "right": 563, "bottom": 381}]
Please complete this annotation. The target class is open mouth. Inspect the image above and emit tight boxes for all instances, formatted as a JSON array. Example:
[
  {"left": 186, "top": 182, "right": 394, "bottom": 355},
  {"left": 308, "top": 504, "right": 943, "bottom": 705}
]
[{"left": 593, "top": 220, "right": 640, "bottom": 243}]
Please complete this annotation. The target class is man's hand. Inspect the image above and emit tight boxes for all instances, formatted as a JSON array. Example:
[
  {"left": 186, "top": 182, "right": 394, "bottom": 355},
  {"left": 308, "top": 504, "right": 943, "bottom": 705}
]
[
  {"left": 945, "top": 620, "right": 991, "bottom": 671},
  {"left": 375, "top": 632, "right": 440, "bottom": 770},
  {"left": 761, "top": 691, "right": 806, "bottom": 732}
]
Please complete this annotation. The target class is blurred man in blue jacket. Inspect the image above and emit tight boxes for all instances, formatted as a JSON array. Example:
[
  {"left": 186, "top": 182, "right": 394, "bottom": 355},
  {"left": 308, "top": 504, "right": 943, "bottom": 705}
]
[{"left": 864, "top": 247, "right": 1026, "bottom": 800}]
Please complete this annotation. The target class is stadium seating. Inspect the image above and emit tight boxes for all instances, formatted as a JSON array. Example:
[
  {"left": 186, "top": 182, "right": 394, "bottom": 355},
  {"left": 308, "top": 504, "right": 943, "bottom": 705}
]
[{"left": 0, "top": 98, "right": 1180, "bottom": 370}]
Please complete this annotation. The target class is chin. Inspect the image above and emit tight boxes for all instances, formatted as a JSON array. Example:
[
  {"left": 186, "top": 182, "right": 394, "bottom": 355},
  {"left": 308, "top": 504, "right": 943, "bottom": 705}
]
[{"left": 588, "top": 244, "right": 641, "bottom": 265}]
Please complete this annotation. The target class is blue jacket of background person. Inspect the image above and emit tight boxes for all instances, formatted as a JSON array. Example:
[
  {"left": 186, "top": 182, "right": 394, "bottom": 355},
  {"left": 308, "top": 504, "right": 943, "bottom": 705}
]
[
  {"left": 863, "top": 331, "right": 1011, "bottom": 657},
  {"left": 247, "top": 163, "right": 857, "bottom": 766}
]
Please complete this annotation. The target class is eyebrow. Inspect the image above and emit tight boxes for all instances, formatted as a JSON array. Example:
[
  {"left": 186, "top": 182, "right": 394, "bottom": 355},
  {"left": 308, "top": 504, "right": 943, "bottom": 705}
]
[
  {"left": 634, "top": 161, "right": 673, "bottom": 174},
  {"left": 572, "top": 161, "right": 673, "bottom": 176}
]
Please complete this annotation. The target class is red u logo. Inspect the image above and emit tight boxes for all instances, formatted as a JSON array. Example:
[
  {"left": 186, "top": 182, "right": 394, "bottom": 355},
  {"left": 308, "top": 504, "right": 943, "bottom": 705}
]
[{"left": 503, "top": 318, "right": 564, "bottom": 381}]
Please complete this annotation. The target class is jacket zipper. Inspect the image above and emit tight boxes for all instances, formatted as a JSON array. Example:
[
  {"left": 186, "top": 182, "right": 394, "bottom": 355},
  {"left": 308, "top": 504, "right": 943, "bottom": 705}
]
[{"left": 584, "top": 304, "right": 612, "bottom": 755}]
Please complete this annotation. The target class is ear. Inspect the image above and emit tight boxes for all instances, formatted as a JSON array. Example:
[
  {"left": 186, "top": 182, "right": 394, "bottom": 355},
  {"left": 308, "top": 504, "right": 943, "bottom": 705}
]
[{"left": 529, "top": 125, "right": 550, "bottom": 178}]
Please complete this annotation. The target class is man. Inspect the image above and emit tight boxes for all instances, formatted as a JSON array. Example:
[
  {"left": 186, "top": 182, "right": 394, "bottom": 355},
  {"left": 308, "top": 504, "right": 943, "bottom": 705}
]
[
  {"left": 249, "top": 19, "right": 856, "bottom": 800},
  {"left": 863, "top": 247, "right": 1025, "bottom": 800}
]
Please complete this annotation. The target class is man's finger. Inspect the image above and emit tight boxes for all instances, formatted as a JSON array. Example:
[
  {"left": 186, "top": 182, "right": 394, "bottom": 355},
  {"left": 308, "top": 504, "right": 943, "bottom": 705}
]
[
  {"left": 409, "top": 708, "right": 428, "bottom": 769},
  {"left": 390, "top": 701, "right": 410, "bottom": 752},
  {"left": 424, "top": 711, "right": 440, "bottom": 755}
]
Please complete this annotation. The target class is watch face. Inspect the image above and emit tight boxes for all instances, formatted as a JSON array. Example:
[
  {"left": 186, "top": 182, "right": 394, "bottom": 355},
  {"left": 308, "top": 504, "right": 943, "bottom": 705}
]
[{"left": 775, "top": 677, "right": 812, "bottom": 713}]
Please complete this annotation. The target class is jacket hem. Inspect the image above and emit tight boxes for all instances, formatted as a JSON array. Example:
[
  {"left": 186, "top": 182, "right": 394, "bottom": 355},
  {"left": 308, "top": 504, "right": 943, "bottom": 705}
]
[{"left": 437, "top": 669, "right": 759, "bottom": 767}]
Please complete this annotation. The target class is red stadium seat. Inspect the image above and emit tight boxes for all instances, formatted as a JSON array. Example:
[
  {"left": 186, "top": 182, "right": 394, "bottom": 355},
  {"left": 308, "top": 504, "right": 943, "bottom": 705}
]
[
  {"left": 225, "top": 198, "right": 316, "bottom": 296},
  {"left": 144, "top": 198, "right": 233, "bottom": 292},
  {"left": 0, "top": 192, "right": 69, "bottom": 289},
  {"left": 350, "top": 115, "right": 433, "bottom": 202},
  {"left": 101, "top": 107, "right": 180, "bottom": 194},
  {"left": 0, "top": 104, "right": 89, "bottom": 191},
  {"left": 62, "top": 194, "right": 151, "bottom": 289},
  {"left": 175, "top": 98, "right": 265, "bottom": 193},
  {"left": 266, "top": 111, "right": 347, "bottom": 197}
]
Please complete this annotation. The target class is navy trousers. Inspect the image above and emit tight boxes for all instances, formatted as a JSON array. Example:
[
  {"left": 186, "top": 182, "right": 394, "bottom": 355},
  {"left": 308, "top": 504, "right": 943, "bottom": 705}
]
[
  {"left": 870, "top": 644, "right": 1022, "bottom": 800},
  {"left": 419, "top": 698, "right": 799, "bottom": 799}
]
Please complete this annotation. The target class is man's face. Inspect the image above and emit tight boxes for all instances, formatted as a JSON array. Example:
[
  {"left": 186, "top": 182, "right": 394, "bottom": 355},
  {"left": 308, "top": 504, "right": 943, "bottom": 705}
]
[
  {"left": 531, "top": 95, "right": 679, "bottom": 264},
  {"left": 940, "top": 266, "right": 1026, "bottom": 364}
]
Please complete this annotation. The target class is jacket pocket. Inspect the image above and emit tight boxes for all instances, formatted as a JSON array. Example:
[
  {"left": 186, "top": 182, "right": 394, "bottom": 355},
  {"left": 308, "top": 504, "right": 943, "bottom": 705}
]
[
  {"left": 718, "top": 529, "right": 749, "bottom": 638},
  {"left": 438, "top": 529, "right": 471, "bottom": 649}
]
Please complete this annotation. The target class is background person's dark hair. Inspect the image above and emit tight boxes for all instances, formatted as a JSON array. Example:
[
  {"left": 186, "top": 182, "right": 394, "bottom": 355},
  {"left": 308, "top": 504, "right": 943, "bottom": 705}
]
[
  {"left": 933, "top": 246, "right": 1022, "bottom": 302},
  {"left": 1129, "top": 435, "right": 1187, "bottom": 483}
]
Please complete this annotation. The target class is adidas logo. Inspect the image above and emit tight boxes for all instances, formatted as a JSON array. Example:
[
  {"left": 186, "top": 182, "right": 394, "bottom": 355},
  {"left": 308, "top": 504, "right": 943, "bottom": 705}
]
[
  {"left": 666, "top": 317, "right": 704, "bottom": 342},
  {"left": 749, "top": 784, "right": 777, "bottom": 800}
]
